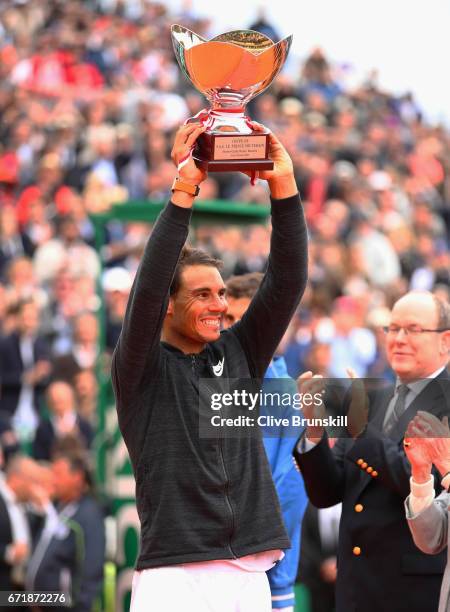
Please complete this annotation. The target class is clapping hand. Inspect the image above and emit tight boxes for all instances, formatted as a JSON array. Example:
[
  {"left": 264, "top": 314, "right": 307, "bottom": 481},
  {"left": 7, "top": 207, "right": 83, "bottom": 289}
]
[
  {"left": 405, "top": 412, "right": 450, "bottom": 478},
  {"left": 404, "top": 416, "right": 433, "bottom": 483}
]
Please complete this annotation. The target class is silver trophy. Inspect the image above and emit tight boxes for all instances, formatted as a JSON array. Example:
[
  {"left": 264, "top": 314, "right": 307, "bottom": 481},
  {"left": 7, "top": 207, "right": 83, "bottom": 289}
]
[{"left": 171, "top": 25, "right": 292, "bottom": 172}]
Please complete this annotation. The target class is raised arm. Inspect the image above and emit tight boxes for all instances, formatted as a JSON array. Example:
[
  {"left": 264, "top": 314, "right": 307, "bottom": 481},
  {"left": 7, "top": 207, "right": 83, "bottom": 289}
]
[
  {"left": 112, "top": 124, "right": 207, "bottom": 405},
  {"left": 231, "top": 124, "right": 308, "bottom": 378}
]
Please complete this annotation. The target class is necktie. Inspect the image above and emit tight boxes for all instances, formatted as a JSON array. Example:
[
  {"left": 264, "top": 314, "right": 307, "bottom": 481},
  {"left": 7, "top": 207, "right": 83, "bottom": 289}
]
[{"left": 384, "top": 384, "right": 409, "bottom": 434}]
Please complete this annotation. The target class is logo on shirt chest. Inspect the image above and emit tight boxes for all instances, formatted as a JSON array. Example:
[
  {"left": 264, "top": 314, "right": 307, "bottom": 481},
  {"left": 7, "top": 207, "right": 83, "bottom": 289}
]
[{"left": 212, "top": 358, "right": 225, "bottom": 377}]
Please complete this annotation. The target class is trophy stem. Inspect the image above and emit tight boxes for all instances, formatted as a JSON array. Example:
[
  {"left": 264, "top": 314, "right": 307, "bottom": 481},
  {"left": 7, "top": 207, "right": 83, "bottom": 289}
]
[
  {"left": 210, "top": 108, "right": 245, "bottom": 113},
  {"left": 205, "top": 110, "right": 252, "bottom": 135}
]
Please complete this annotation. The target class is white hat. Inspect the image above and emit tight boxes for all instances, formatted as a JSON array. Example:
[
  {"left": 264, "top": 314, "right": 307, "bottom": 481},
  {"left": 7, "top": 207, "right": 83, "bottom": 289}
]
[{"left": 102, "top": 267, "right": 133, "bottom": 293}]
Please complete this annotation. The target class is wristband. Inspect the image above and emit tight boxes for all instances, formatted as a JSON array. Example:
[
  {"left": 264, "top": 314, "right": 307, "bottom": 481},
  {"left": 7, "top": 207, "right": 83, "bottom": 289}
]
[{"left": 171, "top": 178, "right": 200, "bottom": 197}]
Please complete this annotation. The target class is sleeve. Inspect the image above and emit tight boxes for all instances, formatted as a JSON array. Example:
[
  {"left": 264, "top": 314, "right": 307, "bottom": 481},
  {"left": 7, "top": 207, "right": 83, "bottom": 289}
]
[
  {"left": 231, "top": 194, "right": 308, "bottom": 379},
  {"left": 0, "top": 338, "right": 22, "bottom": 389},
  {"left": 111, "top": 202, "right": 192, "bottom": 411},
  {"left": 405, "top": 490, "right": 450, "bottom": 555},
  {"left": 294, "top": 434, "right": 347, "bottom": 508},
  {"left": 408, "top": 476, "right": 435, "bottom": 516},
  {"left": 35, "top": 337, "right": 51, "bottom": 363},
  {"left": 81, "top": 421, "right": 95, "bottom": 449},
  {"left": 34, "top": 337, "right": 52, "bottom": 391},
  {"left": 31, "top": 423, "right": 49, "bottom": 461}
]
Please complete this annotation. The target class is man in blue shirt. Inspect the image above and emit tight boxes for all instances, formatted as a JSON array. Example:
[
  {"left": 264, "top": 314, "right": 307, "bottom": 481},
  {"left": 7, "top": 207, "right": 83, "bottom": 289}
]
[{"left": 224, "top": 272, "right": 308, "bottom": 612}]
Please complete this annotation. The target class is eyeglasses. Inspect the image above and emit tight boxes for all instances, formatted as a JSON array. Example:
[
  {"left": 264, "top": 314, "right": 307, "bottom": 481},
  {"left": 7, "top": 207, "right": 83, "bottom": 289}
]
[{"left": 383, "top": 325, "right": 450, "bottom": 336}]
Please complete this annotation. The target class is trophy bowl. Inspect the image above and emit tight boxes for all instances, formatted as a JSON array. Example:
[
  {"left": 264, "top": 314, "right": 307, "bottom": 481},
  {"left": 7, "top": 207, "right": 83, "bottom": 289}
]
[{"left": 171, "top": 25, "right": 292, "bottom": 172}]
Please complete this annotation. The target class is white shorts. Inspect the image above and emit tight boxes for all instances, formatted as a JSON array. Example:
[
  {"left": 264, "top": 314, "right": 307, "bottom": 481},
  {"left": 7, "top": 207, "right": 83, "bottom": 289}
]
[{"left": 130, "top": 564, "right": 272, "bottom": 612}]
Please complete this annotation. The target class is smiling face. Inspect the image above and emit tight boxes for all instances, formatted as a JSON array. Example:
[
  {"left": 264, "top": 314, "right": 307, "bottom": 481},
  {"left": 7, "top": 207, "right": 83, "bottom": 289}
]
[
  {"left": 386, "top": 293, "right": 450, "bottom": 382},
  {"left": 164, "top": 265, "right": 228, "bottom": 354}
]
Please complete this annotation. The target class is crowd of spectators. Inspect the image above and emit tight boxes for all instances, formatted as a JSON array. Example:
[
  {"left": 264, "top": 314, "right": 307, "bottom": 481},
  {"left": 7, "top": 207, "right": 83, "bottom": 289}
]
[{"left": 0, "top": 0, "right": 450, "bottom": 608}]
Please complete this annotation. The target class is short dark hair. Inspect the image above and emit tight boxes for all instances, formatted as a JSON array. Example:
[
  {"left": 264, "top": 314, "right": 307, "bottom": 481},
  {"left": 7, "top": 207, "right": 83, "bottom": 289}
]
[
  {"left": 226, "top": 272, "right": 264, "bottom": 300},
  {"left": 170, "top": 246, "right": 222, "bottom": 296},
  {"left": 52, "top": 438, "right": 94, "bottom": 490}
]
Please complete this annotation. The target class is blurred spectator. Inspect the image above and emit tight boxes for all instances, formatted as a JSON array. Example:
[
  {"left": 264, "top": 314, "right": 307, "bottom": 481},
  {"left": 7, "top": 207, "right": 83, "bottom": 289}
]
[
  {"left": 249, "top": 9, "right": 281, "bottom": 42},
  {"left": 349, "top": 212, "right": 401, "bottom": 287},
  {"left": 0, "top": 206, "right": 34, "bottom": 281},
  {"left": 73, "top": 369, "right": 98, "bottom": 426},
  {"left": 303, "top": 341, "right": 332, "bottom": 377},
  {"left": 39, "top": 270, "right": 82, "bottom": 353},
  {"left": 52, "top": 312, "right": 99, "bottom": 384},
  {"left": 0, "top": 413, "right": 20, "bottom": 467},
  {"left": 297, "top": 501, "right": 341, "bottom": 612},
  {"left": 26, "top": 448, "right": 105, "bottom": 611},
  {"left": 299, "top": 48, "right": 341, "bottom": 105},
  {"left": 0, "top": 299, "right": 51, "bottom": 441},
  {"left": 317, "top": 296, "right": 376, "bottom": 378},
  {"left": 102, "top": 266, "right": 132, "bottom": 352},
  {"left": 4, "top": 256, "right": 46, "bottom": 309},
  {"left": 0, "top": 455, "right": 41, "bottom": 592},
  {"left": 365, "top": 306, "right": 395, "bottom": 382},
  {"left": 33, "top": 215, "right": 100, "bottom": 286},
  {"left": 32, "top": 381, "right": 94, "bottom": 462}
]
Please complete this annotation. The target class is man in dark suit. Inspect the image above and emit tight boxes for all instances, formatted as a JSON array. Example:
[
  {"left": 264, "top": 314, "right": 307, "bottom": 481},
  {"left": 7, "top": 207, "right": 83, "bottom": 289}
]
[
  {"left": 32, "top": 381, "right": 94, "bottom": 461},
  {"left": 0, "top": 299, "right": 51, "bottom": 426},
  {"left": 295, "top": 291, "right": 450, "bottom": 612}
]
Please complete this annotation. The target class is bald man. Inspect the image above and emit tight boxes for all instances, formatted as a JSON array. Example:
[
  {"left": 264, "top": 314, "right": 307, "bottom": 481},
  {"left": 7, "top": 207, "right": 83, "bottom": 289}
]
[{"left": 295, "top": 292, "right": 450, "bottom": 612}]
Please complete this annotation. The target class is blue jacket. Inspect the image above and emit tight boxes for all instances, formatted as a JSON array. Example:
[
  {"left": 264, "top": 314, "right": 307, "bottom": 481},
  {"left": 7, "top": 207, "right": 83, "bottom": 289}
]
[{"left": 262, "top": 357, "right": 309, "bottom": 609}]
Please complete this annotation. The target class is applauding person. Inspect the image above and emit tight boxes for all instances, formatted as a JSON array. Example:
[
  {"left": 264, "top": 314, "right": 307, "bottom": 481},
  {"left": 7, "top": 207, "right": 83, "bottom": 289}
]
[{"left": 405, "top": 412, "right": 450, "bottom": 612}]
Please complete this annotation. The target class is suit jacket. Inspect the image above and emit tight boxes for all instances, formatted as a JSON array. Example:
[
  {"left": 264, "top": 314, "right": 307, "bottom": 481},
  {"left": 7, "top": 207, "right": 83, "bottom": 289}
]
[
  {"left": 28, "top": 495, "right": 105, "bottom": 612},
  {"left": 0, "top": 494, "right": 14, "bottom": 590},
  {"left": 406, "top": 490, "right": 450, "bottom": 612},
  {"left": 32, "top": 416, "right": 94, "bottom": 461},
  {"left": 295, "top": 369, "right": 450, "bottom": 612},
  {"left": 0, "top": 333, "right": 51, "bottom": 416}
]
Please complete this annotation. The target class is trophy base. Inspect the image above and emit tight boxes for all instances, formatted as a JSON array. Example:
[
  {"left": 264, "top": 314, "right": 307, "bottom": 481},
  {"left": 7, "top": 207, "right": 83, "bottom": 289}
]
[
  {"left": 193, "top": 130, "right": 273, "bottom": 173},
  {"left": 194, "top": 157, "right": 274, "bottom": 172}
]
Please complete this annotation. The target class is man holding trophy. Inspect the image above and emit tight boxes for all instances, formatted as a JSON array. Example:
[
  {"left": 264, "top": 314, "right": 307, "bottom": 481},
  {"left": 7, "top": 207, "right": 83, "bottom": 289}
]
[{"left": 112, "top": 26, "right": 307, "bottom": 611}]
